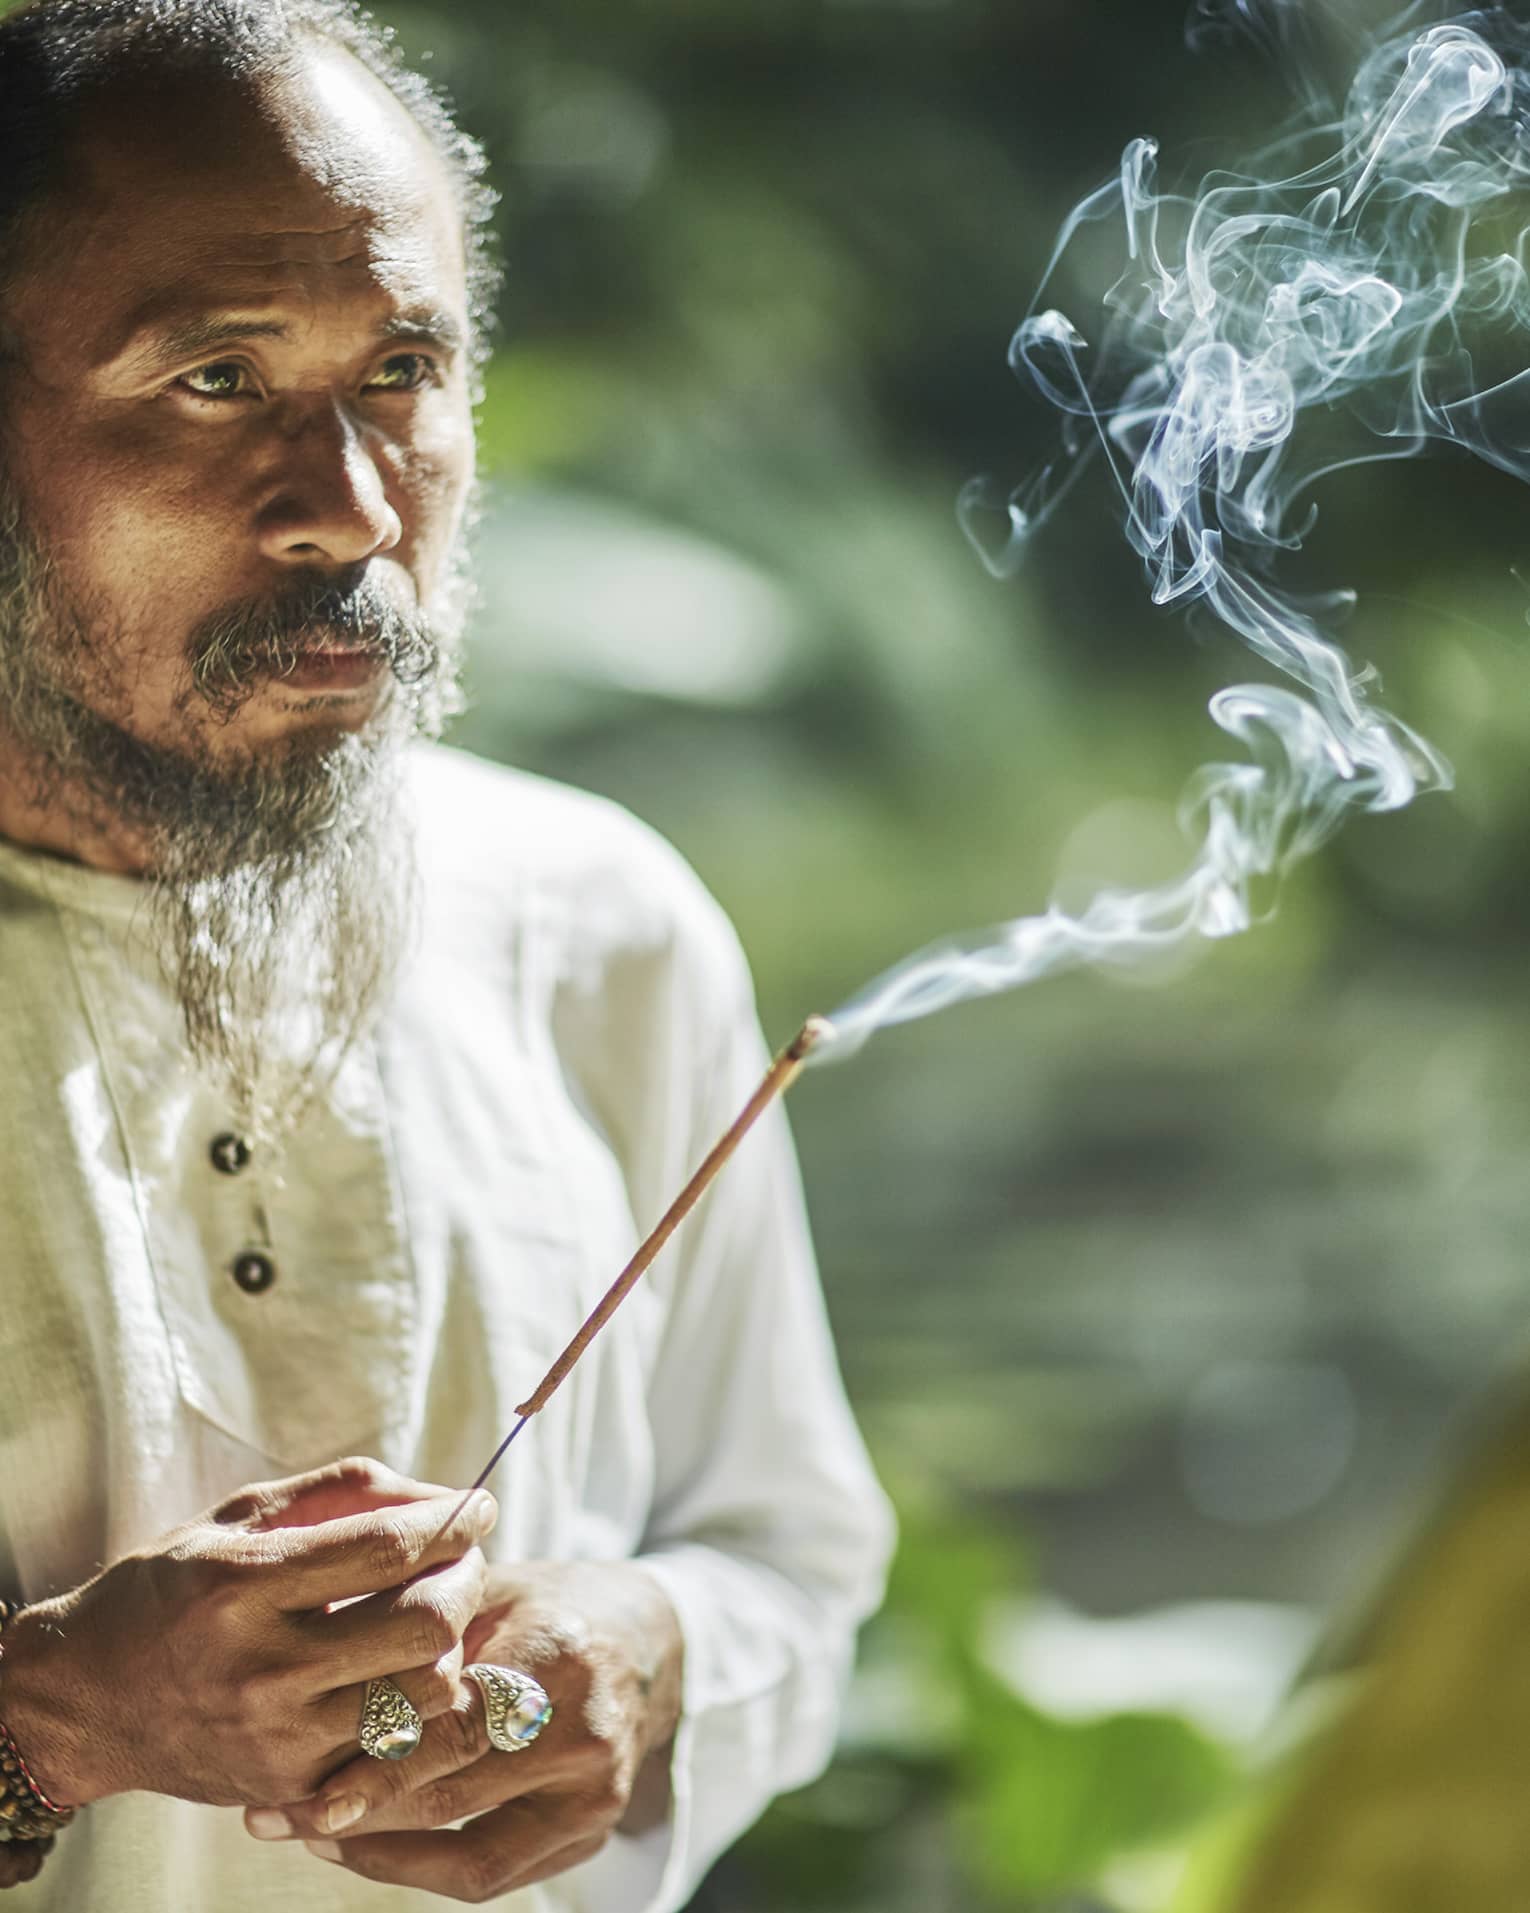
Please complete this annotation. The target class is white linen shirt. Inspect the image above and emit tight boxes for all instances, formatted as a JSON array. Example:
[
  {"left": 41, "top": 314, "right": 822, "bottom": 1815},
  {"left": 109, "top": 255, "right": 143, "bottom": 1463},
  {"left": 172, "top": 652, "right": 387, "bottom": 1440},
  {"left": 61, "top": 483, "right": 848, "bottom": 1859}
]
[{"left": 0, "top": 742, "right": 894, "bottom": 1913}]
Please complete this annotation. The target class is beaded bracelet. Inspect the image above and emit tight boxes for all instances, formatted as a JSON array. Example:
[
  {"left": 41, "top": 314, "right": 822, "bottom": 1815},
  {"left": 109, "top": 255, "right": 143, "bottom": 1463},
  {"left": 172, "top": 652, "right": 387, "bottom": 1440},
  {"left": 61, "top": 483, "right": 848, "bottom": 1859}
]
[{"left": 0, "top": 1601, "right": 77, "bottom": 1852}]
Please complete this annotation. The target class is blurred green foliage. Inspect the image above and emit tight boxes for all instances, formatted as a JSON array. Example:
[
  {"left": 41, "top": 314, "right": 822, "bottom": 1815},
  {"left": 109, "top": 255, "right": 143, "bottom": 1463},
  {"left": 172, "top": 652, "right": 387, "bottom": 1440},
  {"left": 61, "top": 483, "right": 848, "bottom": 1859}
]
[{"left": 718, "top": 1497, "right": 1238, "bottom": 1911}]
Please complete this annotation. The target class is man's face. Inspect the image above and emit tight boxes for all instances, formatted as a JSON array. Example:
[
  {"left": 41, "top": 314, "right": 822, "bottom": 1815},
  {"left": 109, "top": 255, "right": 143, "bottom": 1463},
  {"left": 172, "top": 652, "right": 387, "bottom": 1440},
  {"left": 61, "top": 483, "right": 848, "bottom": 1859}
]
[
  {"left": 0, "top": 43, "right": 480, "bottom": 1144},
  {"left": 1, "top": 40, "right": 476, "bottom": 773}
]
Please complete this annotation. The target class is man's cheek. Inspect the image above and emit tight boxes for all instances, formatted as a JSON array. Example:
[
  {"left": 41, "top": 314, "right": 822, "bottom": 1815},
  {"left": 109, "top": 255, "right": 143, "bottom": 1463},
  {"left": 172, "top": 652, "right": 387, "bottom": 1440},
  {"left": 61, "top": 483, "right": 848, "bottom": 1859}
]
[
  {"left": 46, "top": 482, "right": 244, "bottom": 653},
  {"left": 397, "top": 417, "right": 473, "bottom": 563}
]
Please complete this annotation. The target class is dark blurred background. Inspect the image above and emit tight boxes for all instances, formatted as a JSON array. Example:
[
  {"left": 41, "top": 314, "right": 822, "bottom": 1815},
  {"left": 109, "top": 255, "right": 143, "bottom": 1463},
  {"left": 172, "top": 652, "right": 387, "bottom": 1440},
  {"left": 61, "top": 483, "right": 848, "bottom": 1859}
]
[{"left": 372, "top": 1, "right": 1530, "bottom": 1904}]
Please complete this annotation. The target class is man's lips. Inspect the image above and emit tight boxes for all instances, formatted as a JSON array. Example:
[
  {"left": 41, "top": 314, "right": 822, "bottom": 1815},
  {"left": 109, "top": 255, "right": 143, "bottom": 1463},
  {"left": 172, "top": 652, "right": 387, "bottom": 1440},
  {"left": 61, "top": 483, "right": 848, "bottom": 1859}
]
[{"left": 279, "top": 649, "right": 387, "bottom": 694}]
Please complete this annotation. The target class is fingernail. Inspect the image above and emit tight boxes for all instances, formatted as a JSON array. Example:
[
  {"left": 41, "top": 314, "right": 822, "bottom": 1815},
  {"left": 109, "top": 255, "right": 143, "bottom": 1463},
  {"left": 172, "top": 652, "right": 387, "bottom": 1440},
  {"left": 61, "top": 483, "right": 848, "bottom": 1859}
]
[
  {"left": 320, "top": 1794, "right": 366, "bottom": 1834},
  {"left": 472, "top": 1491, "right": 499, "bottom": 1531},
  {"left": 246, "top": 1809, "right": 293, "bottom": 1841},
  {"left": 305, "top": 1840, "right": 344, "bottom": 1863}
]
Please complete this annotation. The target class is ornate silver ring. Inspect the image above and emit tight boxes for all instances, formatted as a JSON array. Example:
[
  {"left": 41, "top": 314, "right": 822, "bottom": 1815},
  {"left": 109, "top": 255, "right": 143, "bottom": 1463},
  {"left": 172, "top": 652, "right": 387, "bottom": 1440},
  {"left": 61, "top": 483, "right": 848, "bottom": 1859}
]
[
  {"left": 463, "top": 1663, "right": 554, "bottom": 1754},
  {"left": 358, "top": 1676, "right": 423, "bottom": 1761}
]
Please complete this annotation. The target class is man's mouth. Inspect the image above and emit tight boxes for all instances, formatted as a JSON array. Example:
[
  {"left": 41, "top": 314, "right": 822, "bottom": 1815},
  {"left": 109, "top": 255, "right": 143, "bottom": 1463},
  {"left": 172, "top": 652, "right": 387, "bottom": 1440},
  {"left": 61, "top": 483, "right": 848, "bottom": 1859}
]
[{"left": 279, "top": 647, "right": 388, "bottom": 694}]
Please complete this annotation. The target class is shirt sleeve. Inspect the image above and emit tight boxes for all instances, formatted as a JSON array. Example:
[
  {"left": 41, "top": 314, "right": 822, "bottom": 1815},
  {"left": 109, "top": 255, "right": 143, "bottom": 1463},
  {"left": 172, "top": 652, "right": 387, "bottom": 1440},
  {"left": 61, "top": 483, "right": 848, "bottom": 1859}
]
[{"left": 550, "top": 813, "right": 896, "bottom": 1913}]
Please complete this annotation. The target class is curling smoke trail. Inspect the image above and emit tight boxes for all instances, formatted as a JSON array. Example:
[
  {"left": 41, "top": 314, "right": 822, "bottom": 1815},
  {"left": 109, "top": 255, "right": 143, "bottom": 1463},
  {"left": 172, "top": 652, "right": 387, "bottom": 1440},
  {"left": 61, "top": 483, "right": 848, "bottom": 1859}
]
[{"left": 813, "top": 5, "right": 1530, "bottom": 1066}]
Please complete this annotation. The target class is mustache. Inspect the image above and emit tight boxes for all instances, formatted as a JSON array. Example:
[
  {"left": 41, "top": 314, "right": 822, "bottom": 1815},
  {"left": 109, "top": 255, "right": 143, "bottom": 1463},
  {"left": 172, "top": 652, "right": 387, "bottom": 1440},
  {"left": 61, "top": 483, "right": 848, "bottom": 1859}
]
[{"left": 187, "top": 574, "right": 440, "bottom": 719}]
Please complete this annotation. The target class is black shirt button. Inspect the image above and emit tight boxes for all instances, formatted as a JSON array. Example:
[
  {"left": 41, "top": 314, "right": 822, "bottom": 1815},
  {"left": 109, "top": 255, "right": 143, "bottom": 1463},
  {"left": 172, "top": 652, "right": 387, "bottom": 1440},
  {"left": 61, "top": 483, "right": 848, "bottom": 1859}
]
[
  {"left": 231, "top": 1251, "right": 276, "bottom": 1295},
  {"left": 210, "top": 1133, "right": 252, "bottom": 1176}
]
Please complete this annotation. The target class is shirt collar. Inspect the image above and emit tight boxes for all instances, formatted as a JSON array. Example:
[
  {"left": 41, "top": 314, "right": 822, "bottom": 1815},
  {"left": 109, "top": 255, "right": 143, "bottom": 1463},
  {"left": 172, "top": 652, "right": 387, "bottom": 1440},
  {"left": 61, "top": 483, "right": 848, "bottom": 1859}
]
[{"left": 0, "top": 831, "right": 150, "bottom": 925}]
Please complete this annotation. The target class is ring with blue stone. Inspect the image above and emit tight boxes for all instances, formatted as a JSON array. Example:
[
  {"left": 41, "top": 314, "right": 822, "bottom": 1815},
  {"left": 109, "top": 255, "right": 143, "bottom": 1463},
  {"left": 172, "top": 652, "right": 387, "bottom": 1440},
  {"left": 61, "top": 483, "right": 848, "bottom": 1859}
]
[
  {"left": 464, "top": 1663, "right": 554, "bottom": 1754},
  {"left": 358, "top": 1676, "right": 423, "bottom": 1761}
]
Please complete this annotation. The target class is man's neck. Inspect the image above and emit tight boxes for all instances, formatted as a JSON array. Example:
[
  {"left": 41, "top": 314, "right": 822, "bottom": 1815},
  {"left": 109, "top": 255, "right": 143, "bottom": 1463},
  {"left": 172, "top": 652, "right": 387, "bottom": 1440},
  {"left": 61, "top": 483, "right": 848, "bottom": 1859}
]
[{"left": 0, "top": 746, "right": 151, "bottom": 875}]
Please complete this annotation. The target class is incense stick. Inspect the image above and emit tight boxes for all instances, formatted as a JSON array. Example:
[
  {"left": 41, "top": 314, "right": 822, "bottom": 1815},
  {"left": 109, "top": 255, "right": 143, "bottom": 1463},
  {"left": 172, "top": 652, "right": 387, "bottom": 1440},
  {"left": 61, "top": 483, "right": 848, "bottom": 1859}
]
[{"left": 468, "top": 1015, "right": 833, "bottom": 1493}]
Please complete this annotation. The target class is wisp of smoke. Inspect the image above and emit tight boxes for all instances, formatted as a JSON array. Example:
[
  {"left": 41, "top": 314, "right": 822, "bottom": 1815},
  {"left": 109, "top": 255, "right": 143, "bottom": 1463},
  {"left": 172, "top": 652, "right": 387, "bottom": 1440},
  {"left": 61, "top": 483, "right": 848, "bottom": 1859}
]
[{"left": 814, "top": 4, "right": 1530, "bottom": 1065}]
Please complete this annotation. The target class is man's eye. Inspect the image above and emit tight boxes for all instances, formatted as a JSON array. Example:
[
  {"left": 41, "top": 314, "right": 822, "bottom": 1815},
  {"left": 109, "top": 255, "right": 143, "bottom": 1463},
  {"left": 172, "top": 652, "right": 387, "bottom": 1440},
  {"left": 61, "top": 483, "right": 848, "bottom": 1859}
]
[
  {"left": 177, "top": 361, "right": 255, "bottom": 400},
  {"left": 367, "top": 353, "right": 439, "bottom": 393}
]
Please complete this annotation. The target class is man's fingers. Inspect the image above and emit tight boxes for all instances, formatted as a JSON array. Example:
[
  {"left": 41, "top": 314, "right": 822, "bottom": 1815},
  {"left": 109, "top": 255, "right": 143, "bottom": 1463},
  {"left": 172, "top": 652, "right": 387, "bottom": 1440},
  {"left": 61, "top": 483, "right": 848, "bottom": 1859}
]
[
  {"left": 305, "top": 1551, "right": 487, "bottom": 1690},
  {"left": 301, "top": 1794, "right": 601, "bottom": 1903},
  {"left": 298, "top": 1646, "right": 465, "bottom": 1785},
  {"left": 307, "top": 1737, "right": 586, "bottom": 1837},
  {"left": 509, "top": 1830, "right": 613, "bottom": 1894},
  {"left": 271, "top": 1489, "right": 497, "bottom": 1608},
  {"left": 252, "top": 1681, "right": 577, "bottom": 1843},
  {"left": 297, "top": 1748, "right": 507, "bottom": 1842},
  {"left": 214, "top": 1457, "right": 468, "bottom": 1533},
  {"left": 251, "top": 1712, "right": 477, "bottom": 1842}
]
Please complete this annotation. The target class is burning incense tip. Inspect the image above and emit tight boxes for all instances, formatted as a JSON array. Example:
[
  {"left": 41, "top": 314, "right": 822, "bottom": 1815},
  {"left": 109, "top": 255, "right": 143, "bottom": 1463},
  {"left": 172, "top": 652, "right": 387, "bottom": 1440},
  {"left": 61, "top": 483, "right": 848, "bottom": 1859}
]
[
  {"left": 789, "top": 1014, "right": 837, "bottom": 1062},
  {"left": 467, "top": 1013, "right": 831, "bottom": 1486}
]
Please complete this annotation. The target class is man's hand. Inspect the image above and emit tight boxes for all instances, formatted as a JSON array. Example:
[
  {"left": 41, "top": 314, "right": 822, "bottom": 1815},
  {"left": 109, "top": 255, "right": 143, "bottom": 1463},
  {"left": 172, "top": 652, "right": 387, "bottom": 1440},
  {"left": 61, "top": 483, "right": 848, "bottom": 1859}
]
[
  {"left": 246, "top": 1559, "right": 685, "bottom": 1905},
  {"left": 0, "top": 1457, "right": 496, "bottom": 1810}
]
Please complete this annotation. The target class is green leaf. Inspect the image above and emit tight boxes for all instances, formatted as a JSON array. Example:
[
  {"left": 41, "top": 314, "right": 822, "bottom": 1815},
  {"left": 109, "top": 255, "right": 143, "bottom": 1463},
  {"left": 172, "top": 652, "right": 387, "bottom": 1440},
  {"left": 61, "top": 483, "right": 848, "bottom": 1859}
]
[{"left": 956, "top": 1695, "right": 1239, "bottom": 1899}]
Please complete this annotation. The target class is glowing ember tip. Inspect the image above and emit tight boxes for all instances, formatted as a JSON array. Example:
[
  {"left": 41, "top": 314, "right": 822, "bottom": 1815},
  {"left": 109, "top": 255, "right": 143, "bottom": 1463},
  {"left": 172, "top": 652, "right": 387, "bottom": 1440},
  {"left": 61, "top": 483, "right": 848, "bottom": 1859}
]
[{"left": 789, "top": 1015, "right": 836, "bottom": 1061}]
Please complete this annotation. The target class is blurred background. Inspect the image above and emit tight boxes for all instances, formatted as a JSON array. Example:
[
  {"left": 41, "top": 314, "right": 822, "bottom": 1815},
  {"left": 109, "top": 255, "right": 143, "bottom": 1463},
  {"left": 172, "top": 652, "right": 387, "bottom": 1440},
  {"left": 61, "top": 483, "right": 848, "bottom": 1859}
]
[{"left": 373, "top": 0, "right": 1530, "bottom": 1904}]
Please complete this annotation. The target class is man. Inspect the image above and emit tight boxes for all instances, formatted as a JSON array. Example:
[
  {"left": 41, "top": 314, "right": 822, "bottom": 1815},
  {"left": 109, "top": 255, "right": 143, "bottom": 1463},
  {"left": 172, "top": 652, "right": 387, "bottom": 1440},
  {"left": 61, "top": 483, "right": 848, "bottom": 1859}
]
[{"left": 0, "top": 1, "right": 893, "bottom": 1906}]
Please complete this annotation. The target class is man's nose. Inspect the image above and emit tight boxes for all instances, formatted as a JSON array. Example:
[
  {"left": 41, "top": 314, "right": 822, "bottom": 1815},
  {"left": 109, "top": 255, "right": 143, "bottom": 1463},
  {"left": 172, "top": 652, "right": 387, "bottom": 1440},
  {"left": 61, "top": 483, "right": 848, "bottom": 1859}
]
[{"left": 256, "top": 399, "right": 404, "bottom": 567}]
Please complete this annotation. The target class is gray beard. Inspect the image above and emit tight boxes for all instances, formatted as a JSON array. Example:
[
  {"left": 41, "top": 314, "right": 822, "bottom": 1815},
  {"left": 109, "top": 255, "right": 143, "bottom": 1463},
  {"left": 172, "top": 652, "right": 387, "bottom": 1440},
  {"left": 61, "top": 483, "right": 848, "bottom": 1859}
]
[{"left": 0, "top": 489, "right": 467, "bottom": 1148}]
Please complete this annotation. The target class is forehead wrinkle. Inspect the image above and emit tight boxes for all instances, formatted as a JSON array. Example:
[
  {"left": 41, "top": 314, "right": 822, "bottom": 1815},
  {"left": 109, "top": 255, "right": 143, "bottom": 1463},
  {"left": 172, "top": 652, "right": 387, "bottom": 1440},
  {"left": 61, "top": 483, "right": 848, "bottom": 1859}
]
[
  {"left": 201, "top": 223, "right": 376, "bottom": 268},
  {"left": 98, "top": 222, "right": 458, "bottom": 353},
  {"left": 168, "top": 210, "right": 447, "bottom": 288}
]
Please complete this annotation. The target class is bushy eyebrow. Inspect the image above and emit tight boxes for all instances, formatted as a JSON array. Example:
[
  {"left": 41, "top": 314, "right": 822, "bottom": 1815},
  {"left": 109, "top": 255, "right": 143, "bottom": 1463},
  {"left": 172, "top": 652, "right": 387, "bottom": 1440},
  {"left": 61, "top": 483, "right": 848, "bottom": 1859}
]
[
  {"left": 377, "top": 311, "right": 465, "bottom": 354},
  {"left": 113, "top": 307, "right": 465, "bottom": 371}
]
